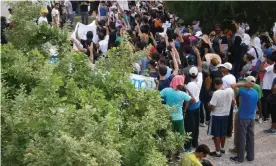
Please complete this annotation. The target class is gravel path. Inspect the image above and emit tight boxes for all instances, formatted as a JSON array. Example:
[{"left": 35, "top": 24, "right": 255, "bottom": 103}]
[{"left": 199, "top": 120, "right": 276, "bottom": 166}]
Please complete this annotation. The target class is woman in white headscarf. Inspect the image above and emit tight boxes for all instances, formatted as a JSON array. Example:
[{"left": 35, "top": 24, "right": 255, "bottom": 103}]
[{"left": 247, "top": 37, "right": 265, "bottom": 71}]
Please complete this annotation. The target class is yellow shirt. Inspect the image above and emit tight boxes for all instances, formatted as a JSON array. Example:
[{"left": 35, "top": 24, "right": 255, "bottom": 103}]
[{"left": 181, "top": 152, "right": 202, "bottom": 166}]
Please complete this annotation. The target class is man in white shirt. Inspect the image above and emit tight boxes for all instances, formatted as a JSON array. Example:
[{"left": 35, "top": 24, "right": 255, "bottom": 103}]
[
  {"left": 208, "top": 78, "right": 235, "bottom": 157},
  {"left": 184, "top": 47, "right": 203, "bottom": 151},
  {"left": 219, "top": 62, "right": 236, "bottom": 137},
  {"left": 51, "top": 3, "right": 60, "bottom": 27},
  {"left": 262, "top": 55, "right": 276, "bottom": 122},
  {"left": 98, "top": 24, "right": 110, "bottom": 57},
  {"left": 38, "top": 9, "right": 48, "bottom": 24}
]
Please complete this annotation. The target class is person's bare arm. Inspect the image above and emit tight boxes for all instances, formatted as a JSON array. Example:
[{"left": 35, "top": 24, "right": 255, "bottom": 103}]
[
  {"left": 88, "top": 43, "right": 94, "bottom": 63},
  {"left": 170, "top": 49, "right": 179, "bottom": 75},
  {"left": 149, "top": 32, "right": 157, "bottom": 47},
  {"left": 170, "top": 41, "right": 181, "bottom": 65},
  {"left": 219, "top": 39, "right": 224, "bottom": 53},
  {"left": 193, "top": 46, "right": 202, "bottom": 72},
  {"left": 209, "top": 104, "right": 216, "bottom": 111},
  {"left": 232, "top": 20, "right": 239, "bottom": 31},
  {"left": 230, "top": 83, "right": 248, "bottom": 93},
  {"left": 71, "top": 38, "right": 87, "bottom": 53}
]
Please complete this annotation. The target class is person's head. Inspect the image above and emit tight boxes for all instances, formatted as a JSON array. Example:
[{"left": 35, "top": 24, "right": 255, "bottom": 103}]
[
  {"left": 189, "top": 66, "right": 198, "bottom": 79},
  {"left": 195, "top": 144, "right": 210, "bottom": 159},
  {"left": 209, "top": 31, "right": 216, "bottom": 41},
  {"left": 266, "top": 53, "right": 275, "bottom": 65},
  {"left": 219, "top": 62, "right": 232, "bottom": 75},
  {"left": 187, "top": 55, "right": 195, "bottom": 66},
  {"left": 54, "top": 3, "right": 60, "bottom": 9},
  {"left": 213, "top": 77, "right": 223, "bottom": 90},
  {"left": 86, "top": 31, "right": 93, "bottom": 40},
  {"left": 244, "top": 76, "right": 256, "bottom": 88},
  {"left": 8, "top": 8, "right": 13, "bottom": 14},
  {"left": 243, "top": 53, "right": 255, "bottom": 62},
  {"left": 135, "top": 41, "right": 147, "bottom": 51},
  {"left": 41, "top": 8, "right": 48, "bottom": 16},
  {"left": 151, "top": 53, "right": 160, "bottom": 62},
  {"left": 109, "top": 22, "right": 116, "bottom": 30},
  {"left": 170, "top": 75, "right": 185, "bottom": 90},
  {"left": 159, "top": 66, "right": 167, "bottom": 77},
  {"left": 158, "top": 59, "right": 167, "bottom": 68},
  {"left": 98, "top": 32, "right": 105, "bottom": 41},
  {"left": 210, "top": 58, "right": 219, "bottom": 67},
  {"left": 234, "top": 36, "right": 242, "bottom": 45},
  {"left": 148, "top": 60, "right": 157, "bottom": 70}
]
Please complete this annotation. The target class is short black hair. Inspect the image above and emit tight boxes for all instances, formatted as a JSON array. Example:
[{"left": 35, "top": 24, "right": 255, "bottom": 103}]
[
  {"left": 109, "top": 22, "right": 116, "bottom": 30},
  {"left": 214, "top": 78, "right": 223, "bottom": 85},
  {"left": 159, "top": 66, "right": 167, "bottom": 76},
  {"left": 151, "top": 53, "right": 160, "bottom": 61},
  {"left": 195, "top": 144, "right": 210, "bottom": 154},
  {"left": 98, "top": 32, "right": 105, "bottom": 41},
  {"left": 148, "top": 60, "right": 157, "bottom": 68}
]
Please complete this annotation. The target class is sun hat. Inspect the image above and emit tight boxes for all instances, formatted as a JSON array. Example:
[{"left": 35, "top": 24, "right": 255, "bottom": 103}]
[{"left": 41, "top": 9, "right": 48, "bottom": 14}]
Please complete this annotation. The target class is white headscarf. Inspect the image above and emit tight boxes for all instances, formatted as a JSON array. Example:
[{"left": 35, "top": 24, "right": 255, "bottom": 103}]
[{"left": 242, "top": 33, "right": 251, "bottom": 46}]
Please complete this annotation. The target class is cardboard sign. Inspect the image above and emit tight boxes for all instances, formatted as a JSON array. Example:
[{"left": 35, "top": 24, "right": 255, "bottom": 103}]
[{"left": 130, "top": 74, "right": 156, "bottom": 90}]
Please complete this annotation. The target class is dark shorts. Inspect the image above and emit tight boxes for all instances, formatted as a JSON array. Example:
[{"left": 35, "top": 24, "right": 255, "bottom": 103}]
[
  {"left": 208, "top": 115, "right": 228, "bottom": 137},
  {"left": 270, "top": 104, "right": 276, "bottom": 123}
]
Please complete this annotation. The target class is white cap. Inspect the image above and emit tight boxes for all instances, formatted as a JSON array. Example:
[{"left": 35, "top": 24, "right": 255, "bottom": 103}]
[
  {"left": 219, "top": 62, "right": 232, "bottom": 70},
  {"left": 195, "top": 31, "right": 203, "bottom": 37},
  {"left": 244, "top": 76, "right": 256, "bottom": 83},
  {"left": 189, "top": 66, "right": 198, "bottom": 76}
]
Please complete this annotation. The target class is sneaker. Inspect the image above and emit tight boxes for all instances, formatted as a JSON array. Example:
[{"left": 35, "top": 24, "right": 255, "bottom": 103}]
[
  {"left": 264, "top": 129, "right": 276, "bottom": 135},
  {"left": 200, "top": 123, "right": 206, "bottom": 127},
  {"left": 258, "top": 118, "right": 262, "bottom": 124},
  {"left": 230, "top": 156, "right": 242, "bottom": 164},
  {"left": 220, "top": 149, "right": 225, "bottom": 154},
  {"left": 209, "top": 151, "right": 222, "bottom": 157},
  {"left": 229, "top": 148, "right": 237, "bottom": 154},
  {"left": 175, "top": 156, "right": 181, "bottom": 162}
]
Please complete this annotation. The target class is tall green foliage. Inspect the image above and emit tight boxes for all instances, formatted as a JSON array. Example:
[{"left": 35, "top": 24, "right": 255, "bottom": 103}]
[
  {"left": 1, "top": 2, "right": 189, "bottom": 166},
  {"left": 166, "top": 1, "right": 276, "bottom": 33}
]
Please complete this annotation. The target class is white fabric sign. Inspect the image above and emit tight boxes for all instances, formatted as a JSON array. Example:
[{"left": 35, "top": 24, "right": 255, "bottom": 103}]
[
  {"left": 71, "top": 22, "right": 95, "bottom": 50},
  {"left": 130, "top": 74, "right": 156, "bottom": 90}
]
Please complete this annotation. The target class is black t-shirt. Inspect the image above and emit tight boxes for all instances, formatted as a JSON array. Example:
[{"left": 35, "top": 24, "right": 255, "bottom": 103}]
[
  {"left": 158, "top": 74, "right": 175, "bottom": 91},
  {"left": 108, "top": 30, "right": 117, "bottom": 49},
  {"left": 71, "top": 1, "right": 78, "bottom": 11},
  {"left": 79, "top": 1, "right": 89, "bottom": 12},
  {"left": 80, "top": 39, "right": 96, "bottom": 57},
  {"left": 149, "top": 72, "right": 159, "bottom": 79}
]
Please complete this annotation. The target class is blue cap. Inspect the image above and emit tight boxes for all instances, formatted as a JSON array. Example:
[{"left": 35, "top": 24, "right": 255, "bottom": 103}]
[{"left": 264, "top": 49, "right": 272, "bottom": 56}]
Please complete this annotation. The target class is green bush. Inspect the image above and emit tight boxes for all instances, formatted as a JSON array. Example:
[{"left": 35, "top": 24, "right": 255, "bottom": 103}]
[{"left": 1, "top": 2, "right": 190, "bottom": 166}]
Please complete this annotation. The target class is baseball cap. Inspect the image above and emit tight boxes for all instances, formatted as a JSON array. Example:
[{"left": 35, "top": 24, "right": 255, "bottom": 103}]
[
  {"left": 244, "top": 76, "right": 256, "bottom": 83},
  {"left": 219, "top": 62, "right": 232, "bottom": 70},
  {"left": 189, "top": 66, "right": 198, "bottom": 76}
]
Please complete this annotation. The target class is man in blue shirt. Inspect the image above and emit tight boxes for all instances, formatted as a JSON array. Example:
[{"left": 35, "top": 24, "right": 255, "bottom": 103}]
[{"left": 230, "top": 76, "right": 258, "bottom": 163}]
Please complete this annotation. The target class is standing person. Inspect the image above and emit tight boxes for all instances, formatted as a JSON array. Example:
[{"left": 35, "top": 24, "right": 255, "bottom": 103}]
[
  {"left": 219, "top": 62, "right": 236, "bottom": 137},
  {"left": 184, "top": 47, "right": 203, "bottom": 151},
  {"left": 247, "top": 37, "right": 265, "bottom": 71},
  {"left": 38, "top": 9, "right": 49, "bottom": 24},
  {"left": 261, "top": 54, "right": 276, "bottom": 122},
  {"left": 1, "top": 16, "right": 9, "bottom": 44},
  {"left": 79, "top": 1, "right": 89, "bottom": 25},
  {"left": 208, "top": 78, "right": 235, "bottom": 157},
  {"left": 230, "top": 77, "right": 258, "bottom": 163},
  {"left": 161, "top": 75, "right": 193, "bottom": 162},
  {"left": 51, "top": 3, "right": 60, "bottom": 27},
  {"left": 64, "top": 0, "right": 74, "bottom": 27},
  {"left": 229, "top": 71, "right": 263, "bottom": 154},
  {"left": 239, "top": 53, "right": 255, "bottom": 79},
  {"left": 156, "top": 49, "right": 179, "bottom": 91},
  {"left": 264, "top": 63, "right": 276, "bottom": 134}
]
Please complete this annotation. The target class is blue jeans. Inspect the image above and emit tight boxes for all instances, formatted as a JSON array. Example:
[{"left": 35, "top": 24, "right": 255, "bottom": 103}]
[{"left": 80, "top": 12, "right": 88, "bottom": 25}]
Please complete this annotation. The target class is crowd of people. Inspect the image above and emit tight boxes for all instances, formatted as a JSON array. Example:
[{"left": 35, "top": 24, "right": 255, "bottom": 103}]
[{"left": 1, "top": 1, "right": 276, "bottom": 166}]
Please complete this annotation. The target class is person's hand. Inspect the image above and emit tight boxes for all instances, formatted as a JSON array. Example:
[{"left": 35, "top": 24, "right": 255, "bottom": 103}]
[
  {"left": 219, "top": 39, "right": 222, "bottom": 44},
  {"left": 232, "top": 20, "right": 236, "bottom": 24},
  {"left": 149, "top": 32, "right": 154, "bottom": 39},
  {"left": 245, "top": 81, "right": 254, "bottom": 87},
  {"left": 265, "top": 32, "right": 269, "bottom": 36},
  {"left": 71, "top": 37, "right": 76, "bottom": 42}
]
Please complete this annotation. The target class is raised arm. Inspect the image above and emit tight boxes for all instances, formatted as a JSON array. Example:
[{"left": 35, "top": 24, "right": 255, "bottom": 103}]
[
  {"left": 193, "top": 46, "right": 202, "bottom": 72},
  {"left": 171, "top": 49, "right": 179, "bottom": 75},
  {"left": 71, "top": 38, "right": 87, "bottom": 53},
  {"left": 149, "top": 32, "right": 157, "bottom": 47},
  {"left": 88, "top": 43, "right": 94, "bottom": 64}
]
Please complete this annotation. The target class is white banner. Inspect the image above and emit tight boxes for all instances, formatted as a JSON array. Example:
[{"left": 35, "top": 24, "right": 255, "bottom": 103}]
[
  {"left": 71, "top": 22, "right": 96, "bottom": 50},
  {"left": 130, "top": 74, "right": 156, "bottom": 90}
]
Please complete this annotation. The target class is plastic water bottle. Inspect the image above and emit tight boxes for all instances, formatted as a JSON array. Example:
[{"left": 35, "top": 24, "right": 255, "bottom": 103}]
[{"left": 233, "top": 105, "right": 238, "bottom": 113}]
